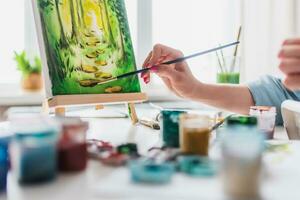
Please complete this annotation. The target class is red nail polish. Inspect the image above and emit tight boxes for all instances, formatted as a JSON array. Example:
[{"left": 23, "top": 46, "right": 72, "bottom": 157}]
[
  {"left": 142, "top": 77, "right": 146, "bottom": 83},
  {"left": 150, "top": 66, "right": 158, "bottom": 73}
]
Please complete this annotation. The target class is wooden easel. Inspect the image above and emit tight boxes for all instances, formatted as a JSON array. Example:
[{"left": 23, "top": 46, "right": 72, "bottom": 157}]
[{"left": 42, "top": 93, "right": 147, "bottom": 124}]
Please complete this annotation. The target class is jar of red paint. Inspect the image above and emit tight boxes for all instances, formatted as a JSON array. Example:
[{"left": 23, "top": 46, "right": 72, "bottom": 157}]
[{"left": 57, "top": 118, "right": 89, "bottom": 172}]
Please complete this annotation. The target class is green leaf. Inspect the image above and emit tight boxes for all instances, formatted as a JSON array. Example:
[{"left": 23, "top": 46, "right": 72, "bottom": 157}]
[{"left": 14, "top": 51, "right": 42, "bottom": 75}]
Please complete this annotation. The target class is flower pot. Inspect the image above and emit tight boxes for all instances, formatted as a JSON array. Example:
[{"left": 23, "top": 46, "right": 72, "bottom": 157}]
[{"left": 21, "top": 73, "right": 43, "bottom": 91}]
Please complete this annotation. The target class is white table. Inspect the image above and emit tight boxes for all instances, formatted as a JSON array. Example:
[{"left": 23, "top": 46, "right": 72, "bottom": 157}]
[{"left": 2, "top": 104, "right": 300, "bottom": 200}]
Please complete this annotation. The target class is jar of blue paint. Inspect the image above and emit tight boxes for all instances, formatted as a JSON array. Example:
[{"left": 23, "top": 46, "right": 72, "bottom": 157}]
[
  {"left": 161, "top": 110, "right": 187, "bottom": 148},
  {"left": 10, "top": 115, "right": 59, "bottom": 184},
  {"left": 0, "top": 133, "right": 11, "bottom": 192}
]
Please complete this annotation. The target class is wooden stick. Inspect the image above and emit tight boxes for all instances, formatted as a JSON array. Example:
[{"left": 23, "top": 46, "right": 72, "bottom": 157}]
[
  {"left": 219, "top": 44, "right": 227, "bottom": 73},
  {"left": 216, "top": 52, "right": 224, "bottom": 74},
  {"left": 230, "top": 26, "right": 242, "bottom": 72}
]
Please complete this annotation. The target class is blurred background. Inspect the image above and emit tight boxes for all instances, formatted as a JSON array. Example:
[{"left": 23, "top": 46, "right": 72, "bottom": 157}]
[{"left": 0, "top": 0, "right": 299, "bottom": 101}]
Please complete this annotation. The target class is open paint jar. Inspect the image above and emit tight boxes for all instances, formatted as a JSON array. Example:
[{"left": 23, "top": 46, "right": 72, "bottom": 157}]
[
  {"left": 129, "top": 159, "right": 175, "bottom": 184},
  {"left": 161, "top": 110, "right": 187, "bottom": 148},
  {"left": 57, "top": 117, "right": 89, "bottom": 172},
  {"left": 221, "top": 131, "right": 264, "bottom": 200},
  {"left": 180, "top": 114, "right": 211, "bottom": 156},
  {"left": 250, "top": 106, "right": 276, "bottom": 139},
  {"left": 9, "top": 114, "right": 59, "bottom": 184}
]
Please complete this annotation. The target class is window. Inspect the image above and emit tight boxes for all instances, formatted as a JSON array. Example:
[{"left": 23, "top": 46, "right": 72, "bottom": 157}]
[
  {"left": 0, "top": 0, "right": 138, "bottom": 85},
  {"left": 0, "top": 0, "right": 241, "bottom": 100},
  {"left": 0, "top": 0, "right": 25, "bottom": 83},
  {"left": 151, "top": 0, "right": 241, "bottom": 84}
]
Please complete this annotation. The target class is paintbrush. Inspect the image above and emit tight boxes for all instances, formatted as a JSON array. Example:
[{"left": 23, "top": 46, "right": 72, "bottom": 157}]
[
  {"left": 209, "top": 114, "right": 233, "bottom": 132},
  {"left": 230, "top": 26, "right": 242, "bottom": 72},
  {"left": 97, "top": 41, "right": 240, "bottom": 85}
]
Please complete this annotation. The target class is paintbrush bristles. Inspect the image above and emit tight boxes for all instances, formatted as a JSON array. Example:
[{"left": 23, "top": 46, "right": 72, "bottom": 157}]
[{"left": 97, "top": 77, "right": 118, "bottom": 85}]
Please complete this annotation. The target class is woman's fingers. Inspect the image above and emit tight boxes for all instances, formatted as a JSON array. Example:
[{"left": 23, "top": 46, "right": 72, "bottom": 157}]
[
  {"left": 283, "top": 74, "right": 300, "bottom": 90},
  {"left": 161, "top": 77, "right": 174, "bottom": 91},
  {"left": 141, "top": 51, "right": 153, "bottom": 83},
  {"left": 279, "top": 45, "right": 300, "bottom": 58},
  {"left": 148, "top": 44, "right": 183, "bottom": 66},
  {"left": 279, "top": 58, "right": 300, "bottom": 74},
  {"left": 283, "top": 38, "right": 300, "bottom": 45},
  {"left": 151, "top": 65, "right": 181, "bottom": 82}
]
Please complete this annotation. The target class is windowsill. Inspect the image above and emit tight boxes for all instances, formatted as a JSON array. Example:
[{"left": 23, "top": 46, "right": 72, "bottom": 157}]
[
  {"left": 0, "top": 83, "right": 44, "bottom": 106},
  {"left": 0, "top": 82, "right": 182, "bottom": 107}
]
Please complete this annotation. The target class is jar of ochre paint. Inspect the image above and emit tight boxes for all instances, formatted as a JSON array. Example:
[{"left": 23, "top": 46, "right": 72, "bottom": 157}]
[
  {"left": 179, "top": 114, "right": 212, "bottom": 156},
  {"left": 161, "top": 110, "right": 187, "bottom": 148},
  {"left": 9, "top": 115, "right": 59, "bottom": 184},
  {"left": 57, "top": 117, "right": 88, "bottom": 172}
]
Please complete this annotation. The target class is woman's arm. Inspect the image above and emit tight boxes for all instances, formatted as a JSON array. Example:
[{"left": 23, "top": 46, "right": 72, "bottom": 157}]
[
  {"left": 191, "top": 83, "right": 255, "bottom": 114},
  {"left": 142, "top": 44, "right": 255, "bottom": 114}
]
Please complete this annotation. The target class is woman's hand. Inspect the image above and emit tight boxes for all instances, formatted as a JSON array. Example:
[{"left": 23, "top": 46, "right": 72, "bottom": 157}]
[
  {"left": 141, "top": 44, "right": 200, "bottom": 99},
  {"left": 279, "top": 38, "right": 300, "bottom": 90}
]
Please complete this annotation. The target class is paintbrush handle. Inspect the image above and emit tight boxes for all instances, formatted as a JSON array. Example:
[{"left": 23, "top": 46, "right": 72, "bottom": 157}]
[
  {"left": 114, "top": 41, "right": 240, "bottom": 80},
  {"left": 117, "top": 68, "right": 150, "bottom": 79},
  {"left": 161, "top": 41, "right": 239, "bottom": 65}
]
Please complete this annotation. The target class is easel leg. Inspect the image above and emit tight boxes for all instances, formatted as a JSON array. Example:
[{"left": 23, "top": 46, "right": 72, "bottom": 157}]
[
  {"left": 55, "top": 107, "right": 66, "bottom": 117},
  {"left": 127, "top": 103, "right": 138, "bottom": 125},
  {"left": 42, "top": 100, "right": 50, "bottom": 115}
]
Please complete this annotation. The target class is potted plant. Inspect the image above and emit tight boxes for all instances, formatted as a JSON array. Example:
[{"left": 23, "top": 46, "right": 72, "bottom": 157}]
[{"left": 14, "top": 51, "right": 43, "bottom": 91}]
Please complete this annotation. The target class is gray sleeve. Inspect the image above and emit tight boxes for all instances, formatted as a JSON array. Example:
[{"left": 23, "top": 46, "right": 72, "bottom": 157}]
[{"left": 247, "top": 75, "right": 300, "bottom": 125}]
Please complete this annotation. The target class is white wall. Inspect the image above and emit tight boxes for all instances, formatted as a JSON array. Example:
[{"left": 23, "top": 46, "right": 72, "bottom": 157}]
[{"left": 242, "top": 0, "right": 296, "bottom": 83}]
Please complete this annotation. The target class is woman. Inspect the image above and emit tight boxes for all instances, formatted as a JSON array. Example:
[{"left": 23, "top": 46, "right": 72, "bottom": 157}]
[{"left": 141, "top": 38, "right": 300, "bottom": 125}]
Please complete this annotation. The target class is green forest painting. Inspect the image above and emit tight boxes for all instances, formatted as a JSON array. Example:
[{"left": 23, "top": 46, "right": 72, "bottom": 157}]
[{"left": 36, "top": 0, "right": 141, "bottom": 95}]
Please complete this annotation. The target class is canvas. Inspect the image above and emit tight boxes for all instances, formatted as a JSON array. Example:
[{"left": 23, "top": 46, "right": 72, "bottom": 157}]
[{"left": 33, "top": 0, "right": 141, "bottom": 97}]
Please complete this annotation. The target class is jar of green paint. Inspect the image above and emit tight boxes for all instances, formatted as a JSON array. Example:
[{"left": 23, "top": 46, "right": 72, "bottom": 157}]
[{"left": 161, "top": 110, "right": 186, "bottom": 148}]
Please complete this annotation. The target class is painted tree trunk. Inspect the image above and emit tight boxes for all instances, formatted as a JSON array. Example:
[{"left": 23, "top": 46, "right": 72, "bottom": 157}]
[
  {"left": 69, "top": 0, "right": 79, "bottom": 42},
  {"left": 75, "top": 0, "right": 83, "bottom": 29},
  {"left": 54, "top": 0, "right": 68, "bottom": 48},
  {"left": 118, "top": 22, "right": 125, "bottom": 60},
  {"left": 40, "top": 13, "right": 62, "bottom": 84},
  {"left": 98, "top": 1, "right": 107, "bottom": 36},
  {"left": 79, "top": 0, "right": 86, "bottom": 29},
  {"left": 102, "top": 0, "right": 116, "bottom": 47}
]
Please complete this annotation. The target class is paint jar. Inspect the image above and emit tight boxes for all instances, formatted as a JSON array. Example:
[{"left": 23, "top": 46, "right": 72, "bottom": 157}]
[
  {"left": 0, "top": 132, "right": 11, "bottom": 192},
  {"left": 221, "top": 131, "right": 264, "bottom": 200},
  {"left": 9, "top": 114, "right": 58, "bottom": 184},
  {"left": 57, "top": 117, "right": 89, "bottom": 172},
  {"left": 180, "top": 114, "right": 211, "bottom": 156},
  {"left": 161, "top": 110, "right": 187, "bottom": 148},
  {"left": 220, "top": 115, "right": 258, "bottom": 137},
  {"left": 129, "top": 159, "right": 175, "bottom": 184},
  {"left": 215, "top": 56, "right": 241, "bottom": 84},
  {"left": 178, "top": 156, "right": 218, "bottom": 177},
  {"left": 250, "top": 106, "right": 277, "bottom": 139}
]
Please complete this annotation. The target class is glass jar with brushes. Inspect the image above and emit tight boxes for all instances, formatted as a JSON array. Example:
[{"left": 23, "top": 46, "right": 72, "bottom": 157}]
[{"left": 215, "top": 55, "right": 241, "bottom": 84}]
